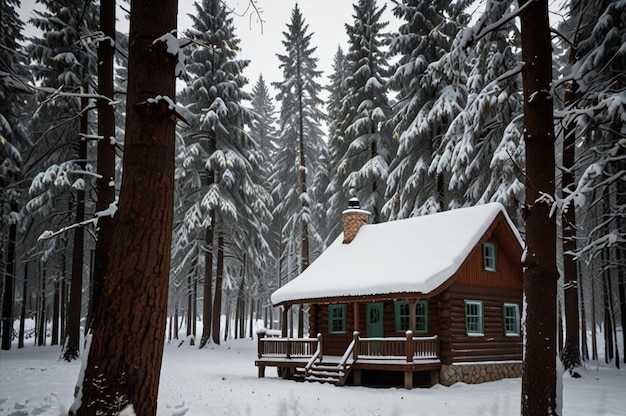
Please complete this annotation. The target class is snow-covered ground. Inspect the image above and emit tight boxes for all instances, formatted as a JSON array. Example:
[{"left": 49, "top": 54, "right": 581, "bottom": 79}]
[{"left": 0, "top": 335, "right": 624, "bottom": 416}]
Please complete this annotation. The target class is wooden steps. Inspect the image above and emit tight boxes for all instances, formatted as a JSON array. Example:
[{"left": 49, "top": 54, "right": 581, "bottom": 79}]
[{"left": 302, "top": 358, "right": 352, "bottom": 386}]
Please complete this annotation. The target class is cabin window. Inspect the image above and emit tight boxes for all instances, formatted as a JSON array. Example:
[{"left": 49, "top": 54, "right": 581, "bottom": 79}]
[
  {"left": 394, "top": 301, "right": 428, "bottom": 333},
  {"left": 415, "top": 301, "right": 428, "bottom": 333},
  {"left": 465, "top": 300, "right": 484, "bottom": 336},
  {"left": 328, "top": 304, "right": 346, "bottom": 334},
  {"left": 504, "top": 303, "right": 520, "bottom": 336},
  {"left": 483, "top": 242, "right": 497, "bottom": 272}
]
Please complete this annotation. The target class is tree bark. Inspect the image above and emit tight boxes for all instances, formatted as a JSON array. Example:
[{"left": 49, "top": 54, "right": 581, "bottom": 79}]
[
  {"left": 199, "top": 216, "right": 214, "bottom": 348},
  {"left": 212, "top": 234, "right": 224, "bottom": 345},
  {"left": 518, "top": 0, "right": 559, "bottom": 414},
  {"left": 70, "top": 0, "right": 178, "bottom": 413},
  {"left": 1, "top": 203, "right": 16, "bottom": 350},
  {"left": 63, "top": 96, "right": 88, "bottom": 362},
  {"left": 561, "top": 81, "right": 581, "bottom": 373},
  {"left": 18, "top": 263, "right": 28, "bottom": 349},
  {"left": 87, "top": 0, "right": 116, "bottom": 333}
]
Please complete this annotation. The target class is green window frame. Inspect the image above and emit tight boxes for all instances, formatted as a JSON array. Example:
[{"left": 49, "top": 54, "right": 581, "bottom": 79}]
[
  {"left": 465, "top": 300, "right": 484, "bottom": 336},
  {"left": 414, "top": 300, "right": 428, "bottom": 333},
  {"left": 503, "top": 303, "right": 520, "bottom": 336},
  {"left": 328, "top": 304, "right": 346, "bottom": 334},
  {"left": 483, "top": 242, "right": 497, "bottom": 272},
  {"left": 394, "top": 300, "right": 428, "bottom": 333}
]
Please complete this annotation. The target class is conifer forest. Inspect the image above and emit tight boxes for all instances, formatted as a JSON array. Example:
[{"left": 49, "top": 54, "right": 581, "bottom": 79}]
[{"left": 0, "top": 0, "right": 624, "bottom": 414}]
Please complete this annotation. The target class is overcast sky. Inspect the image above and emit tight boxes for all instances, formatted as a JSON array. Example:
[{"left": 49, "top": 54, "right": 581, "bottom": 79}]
[
  {"left": 18, "top": 0, "right": 399, "bottom": 96},
  {"left": 179, "top": 0, "right": 400, "bottom": 95}
]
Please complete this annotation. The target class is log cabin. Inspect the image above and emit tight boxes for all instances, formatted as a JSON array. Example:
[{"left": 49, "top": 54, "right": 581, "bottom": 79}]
[{"left": 256, "top": 201, "right": 524, "bottom": 388}]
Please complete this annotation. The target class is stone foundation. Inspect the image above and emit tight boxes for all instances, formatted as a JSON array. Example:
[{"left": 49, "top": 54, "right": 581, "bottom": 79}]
[{"left": 439, "top": 362, "right": 522, "bottom": 386}]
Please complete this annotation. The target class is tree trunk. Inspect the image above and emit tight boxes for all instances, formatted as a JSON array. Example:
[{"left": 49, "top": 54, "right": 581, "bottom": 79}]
[
  {"left": 37, "top": 265, "right": 46, "bottom": 347},
  {"left": 18, "top": 263, "right": 28, "bottom": 349},
  {"left": 1, "top": 203, "right": 16, "bottom": 350},
  {"left": 70, "top": 0, "right": 178, "bottom": 412},
  {"left": 518, "top": 0, "right": 559, "bottom": 414},
  {"left": 63, "top": 95, "right": 88, "bottom": 361},
  {"left": 212, "top": 234, "right": 224, "bottom": 345},
  {"left": 51, "top": 278, "right": 60, "bottom": 346},
  {"left": 187, "top": 273, "right": 193, "bottom": 338},
  {"left": 88, "top": 0, "right": 116, "bottom": 334},
  {"left": 561, "top": 80, "right": 581, "bottom": 373},
  {"left": 199, "top": 216, "right": 214, "bottom": 348}
]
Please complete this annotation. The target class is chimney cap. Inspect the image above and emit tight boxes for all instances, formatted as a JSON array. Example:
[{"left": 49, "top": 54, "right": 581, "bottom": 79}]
[{"left": 348, "top": 197, "right": 360, "bottom": 209}]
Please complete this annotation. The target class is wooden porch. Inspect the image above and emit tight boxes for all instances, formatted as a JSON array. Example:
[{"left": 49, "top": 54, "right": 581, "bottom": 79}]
[{"left": 255, "top": 329, "right": 441, "bottom": 389}]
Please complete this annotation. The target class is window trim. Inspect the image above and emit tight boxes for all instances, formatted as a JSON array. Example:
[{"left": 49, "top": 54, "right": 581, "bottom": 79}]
[
  {"left": 503, "top": 302, "right": 521, "bottom": 336},
  {"left": 328, "top": 304, "right": 347, "bottom": 334},
  {"left": 483, "top": 242, "right": 497, "bottom": 272},
  {"left": 394, "top": 300, "right": 429, "bottom": 333},
  {"left": 414, "top": 300, "right": 428, "bottom": 333},
  {"left": 465, "top": 300, "right": 484, "bottom": 336}
]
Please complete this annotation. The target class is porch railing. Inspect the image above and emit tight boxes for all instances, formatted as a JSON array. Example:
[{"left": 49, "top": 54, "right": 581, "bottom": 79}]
[
  {"left": 256, "top": 328, "right": 438, "bottom": 363},
  {"left": 257, "top": 328, "right": 321, "bottom": 359},
  {"left": 353, "top": 331, "right": 439, "bottom": 362}
]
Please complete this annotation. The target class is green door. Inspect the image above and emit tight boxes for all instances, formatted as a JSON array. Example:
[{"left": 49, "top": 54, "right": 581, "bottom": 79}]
[{"left": 366, "top": 302, "right": 384, "bottom": 338}]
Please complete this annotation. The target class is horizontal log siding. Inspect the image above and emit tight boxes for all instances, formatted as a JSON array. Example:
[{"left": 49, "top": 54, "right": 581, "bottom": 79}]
[{"left": 439, "top": 285, "right": 522, "bottom": 364}]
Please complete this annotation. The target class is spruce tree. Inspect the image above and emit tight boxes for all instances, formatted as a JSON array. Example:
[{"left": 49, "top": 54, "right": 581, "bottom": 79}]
[
  {"left": 271, "top": 4, "right": 326, "bottom": 336},
  {"left": 177, "top": 0, "right": 272, "bottom": 346},
  {"left": 335, "top": 0, "right": 394, "bottom": 224},
  {"left": 0, "top": 0, "right": 31, "bottom": 351},
  {"left": 384, "top": 0, "right": 469, "bottom": 219}
]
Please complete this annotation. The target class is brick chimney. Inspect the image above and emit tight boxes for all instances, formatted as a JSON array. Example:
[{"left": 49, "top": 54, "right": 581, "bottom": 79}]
[{"left": 342, "top": 197, "right": 370, "bottom": 244}]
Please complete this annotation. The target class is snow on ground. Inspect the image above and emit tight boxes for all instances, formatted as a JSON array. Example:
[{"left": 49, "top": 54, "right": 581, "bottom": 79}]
[{"left": 0, "top": 337, "right": 624, "bottom": 416}]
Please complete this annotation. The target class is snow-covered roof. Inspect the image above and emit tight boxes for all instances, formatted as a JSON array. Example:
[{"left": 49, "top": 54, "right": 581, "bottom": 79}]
[{"left": 271, "top": 203, "right": 523, "bottom": 306}]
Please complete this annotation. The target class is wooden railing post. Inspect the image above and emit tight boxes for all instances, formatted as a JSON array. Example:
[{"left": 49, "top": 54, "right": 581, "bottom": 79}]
[
  {"left": 257, "top": 328, "right": 266, "bottom": 359},
  {"left": 317, "top": 333, "right": 323, "bottom": 361},
  {"left": 406, "top": 330, "right": 414, "bottom": 362},
  {"left": 286, "top": 338, "right": 291, "bottom": 359},
  {"left": 353, "top": 331, "right": 360, "bottom": 360}
]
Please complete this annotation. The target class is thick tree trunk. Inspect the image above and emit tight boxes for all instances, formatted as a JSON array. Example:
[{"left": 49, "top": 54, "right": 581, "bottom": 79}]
[
  {"left": 518, "top": 0, "right": 559, "bottom": 414},
  {"left": 70, "top": 0, "right": 178, "bottom": 413},
  {"left": 1, "top": 205, "right": 16, "bottom": 350},
  {"left": 199, "top": 217, "right": 214, "bottom": 348},
  {"left": 88, "top": 0, "right": 116, "bottom": 333},
  {"left": 561, "top": 81, "right": 581, "bottom": 373},
  {"left": 212, "top": 234, "right": 224, "bottom": 345}
]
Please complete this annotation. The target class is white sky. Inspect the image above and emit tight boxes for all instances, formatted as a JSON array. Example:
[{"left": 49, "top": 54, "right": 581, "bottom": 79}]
[
  {"left": 178, "top": 0, "right": 400, "bottom": 96},
  {"left": 18, "top": 0, "right": 399, "bottom": 97}
]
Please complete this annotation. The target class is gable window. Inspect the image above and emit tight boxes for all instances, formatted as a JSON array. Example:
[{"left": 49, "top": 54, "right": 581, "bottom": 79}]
[
  {"left": 394, "top": 300, "right": 428, "bottom": 333},
  {"left": 503, "top": 303, "right": 520, "bottom": 336},
  {"left": 483, "top": 242, "right": 497, "bottom": 272},
  {"left": 329, "top": 304, "right": 346, "bottom": 334},
  {"left": 465, "top": 300, "right": 484, "bottom": 336}
]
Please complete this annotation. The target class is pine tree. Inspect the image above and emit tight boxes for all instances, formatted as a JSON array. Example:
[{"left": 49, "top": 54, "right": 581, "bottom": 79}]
[
  {"left": 556, "top": 0, "right": 626, "bottom": 369},
  {"left": 271, "top": 4, "right": 326, "bottom": 336},
  {"left": 26, "top": 0, "right": 99, "bottom": 361},
  {"left": 384, "top": 0, "right": 470, "bottom": 219},
  {"left": 177, "top": 0, "right": 272, "bottom": 346},
  {"left": 325, "top": 46, "right": 351, "bottom": 241},
  {"left": 249, "top": 74, "right": 280, "bottom": 319},
  {"left": 432, "top": 0, "right": 524, "bottom": 214},
  {"left": 334, "top": 0, "right": 394, "bottom": 224}
]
